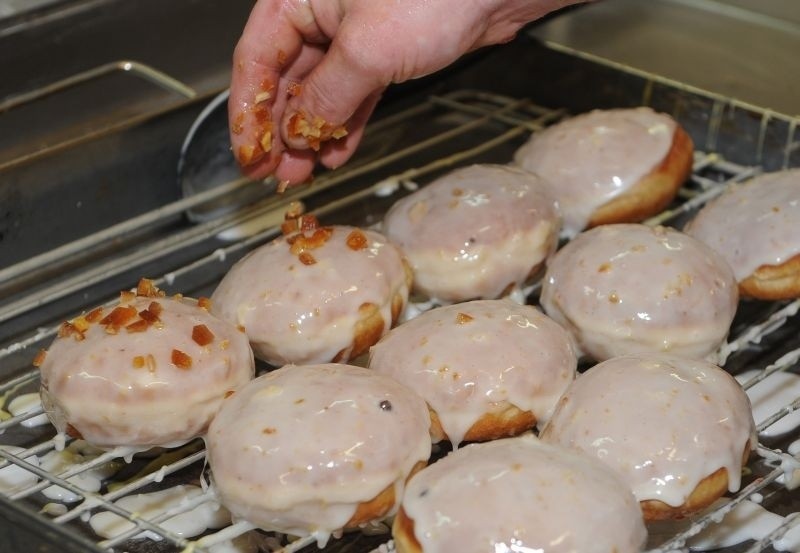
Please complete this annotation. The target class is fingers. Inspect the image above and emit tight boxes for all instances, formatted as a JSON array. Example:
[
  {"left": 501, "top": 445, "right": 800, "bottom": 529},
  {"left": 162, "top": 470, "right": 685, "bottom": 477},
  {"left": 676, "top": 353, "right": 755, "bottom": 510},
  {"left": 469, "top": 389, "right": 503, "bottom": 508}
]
[
  {"left": 280, "top": 29, "right": 389, "bottom": 151},
  {"left": 229, "top": 0, "right": 322, "bottom": 176},
  {"left": 274, "top": 149, "right": 318, "bottom": 185},
  {"left": 319, "top": 89, "right": 384, "bottom": 170}
]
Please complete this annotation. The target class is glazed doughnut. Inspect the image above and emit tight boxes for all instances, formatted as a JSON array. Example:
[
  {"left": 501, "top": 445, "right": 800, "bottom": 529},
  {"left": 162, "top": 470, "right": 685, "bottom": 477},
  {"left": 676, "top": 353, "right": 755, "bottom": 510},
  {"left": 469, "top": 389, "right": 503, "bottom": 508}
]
[
  {"left": 514, "top": 107, "right": 693, "bottom": 237},
  {"left": 211, "top": 224, "right": 411, "bottom": 365},
  {"left": 368, "top": 299, "right": 576, "bottom": 447},
  {"left": 540, "top": 353, "right": 756, "bottom": 520},
  {"left": 382, "top": 164, "right": 559, "bottom": 303},
  {"left": 38, "top": 279, "right": 254, "bottom": 448},
  {"left": 686, "top": 169, "right": 800, "bottom": 300},
  {"left": 540, "top": 224, "right": 738, "bottom": 361},
  {"left": 394, "top": 435, "right": 646, "bottom": 553},
  {"left": 206, "top": 364, "right": 431, "bottom": 545}
]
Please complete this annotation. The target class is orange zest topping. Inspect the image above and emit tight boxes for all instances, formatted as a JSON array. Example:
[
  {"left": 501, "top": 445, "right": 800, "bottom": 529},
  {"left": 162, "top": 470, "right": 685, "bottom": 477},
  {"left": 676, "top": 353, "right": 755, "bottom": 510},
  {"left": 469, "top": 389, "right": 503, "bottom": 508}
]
[
  {"left": 236, "top": 324, "right": 246, "bottom": 333},
  {"left": 120, "top": 290, "right": 136, "bottom": 304},
  {"left": 298, "top": 251, "right": 317, "bottom": 265},
  {"left": 262, "top": 427, "right": 277, "bottom": 434},
  {"left": 132, "top": 356, "right": 145, "bottom": 369},
  {"left": 456, "top": 312, "right": 475, "bottom": 325},
  {"left": 138, "top": 308, "right": 159, "bottom": 324},
  {"left": 288, "top": 227, "right": 333, "bottom": 255},
  {"left": 253, "top": 104, "right": 270, "bottom": 124},
  {"left": 346, "top": 229, "right": 368, "bottom": 251},
  {"left": 277, "top": 49, "right": 287, "bottom": 66},
  {"left": 33, "top": 349, "right": 47, "bottom": 367},
  {"left": 58, "top": 322, "right": 86, "bottom": 341},
  {"left": 197, "top": 297, "right": 212, "bottom": 311},
  {"left": 192, "top": 324, "right": 215, "bottom": 346},
  {"left": 171, "top": 349, "right": 192, "bottom": 370},
  {"left": 85, "top": 307, "right": 104, "bottom": 323},
  {"left": 224, "top": 390, "right": 235, "bottom": 399},
  {"left": 236, "top": 143, "right": 265, "bottom": 166},
  {"left": 287, "top": 82, "right": 302, "bottom": 97},
  {"left": 285, "top": 201, "right": 304, "bottom": 219},
  {"left": 136, "top": 278, "right": 163, "bottom": 298},
  {"left": 125, "top": 320, "right": 150, "bottom": 333},
  {"left": 100, "top": 305, "right": 138, "bottom": 327},
  {"left": 231, "top": 112, "right": 244, "bottom": 135},
  {"left": 71, "top": 316, "right": 90, "bottom": 333},
  {"left": 286, "top": 111, "right": 347, "bottom": 150},
  {"left": 259, "top": 128, "right": 273, "bottom": 154},
  {"left": 148, "top": 301, "right": 163, "bottom": 316}
]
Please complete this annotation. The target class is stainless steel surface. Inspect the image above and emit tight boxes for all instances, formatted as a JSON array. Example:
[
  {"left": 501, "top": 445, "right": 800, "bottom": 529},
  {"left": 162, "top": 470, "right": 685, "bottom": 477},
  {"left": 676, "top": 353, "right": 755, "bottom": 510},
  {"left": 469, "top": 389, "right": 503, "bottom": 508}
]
[
  {"left": 531, "top": 0, "right": 800, "bottom": 115},
  {"left": 1, "top": 2, "right": 800, "bottom": 551},
  {"left": 1, "top": 67, "right": 800, "bottom": 551}
]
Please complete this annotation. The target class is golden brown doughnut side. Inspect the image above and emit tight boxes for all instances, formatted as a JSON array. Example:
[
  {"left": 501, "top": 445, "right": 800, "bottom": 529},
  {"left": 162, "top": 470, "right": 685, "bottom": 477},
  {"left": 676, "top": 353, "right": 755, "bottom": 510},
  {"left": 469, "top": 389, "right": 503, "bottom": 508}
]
[
  {"left": 333, "top": 260, "right": 411, "bottom": 363},
  {"left": 345, "top": 461, "right": 428, "bottom": 528},
  {"left": 739, "top": 252, "right": 800, "bottom": 300},
  {"left": 640, "top": 441, "right": 751, "bottom": 521},
  {"left": 588, "top": 126, "right": 694, "bottom": 228},
  {"left": 393, "top": 507, "right": 423, "bottom": 553},
  {"left": 428, "top": 403, "right": 537, "bottom": 444}
]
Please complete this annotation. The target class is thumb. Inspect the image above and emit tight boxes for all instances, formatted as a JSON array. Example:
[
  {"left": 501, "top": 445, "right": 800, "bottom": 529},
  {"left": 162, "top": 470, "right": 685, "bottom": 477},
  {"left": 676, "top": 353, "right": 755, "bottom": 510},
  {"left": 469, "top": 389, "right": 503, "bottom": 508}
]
[{"left": 280, "top": 36, "right": 388, "bottom": 150}]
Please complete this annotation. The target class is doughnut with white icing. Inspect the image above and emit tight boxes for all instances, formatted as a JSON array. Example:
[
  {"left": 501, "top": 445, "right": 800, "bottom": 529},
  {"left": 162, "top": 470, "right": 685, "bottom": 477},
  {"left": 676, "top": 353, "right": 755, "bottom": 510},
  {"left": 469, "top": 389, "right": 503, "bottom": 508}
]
[
  {"left": 38, "top": 280, "right": 254, "bottom": 448},
  {"left": 368, "top": 299, "right": 576, "bottom": 447},
  {"left": 382, "top": 164, "right": 559, "bottom": 303},
  {"left": 540, "top": 224, "right": 738, "bottom": 361},
  {"left": 686, "top": 169, "right": 800, "bottom": 300},
  {"left": 393, "top": 435, "right": 647, "bottom": 553},
  {"left": 540, "top": 353, "right": 756, "bottom": 520},
  {"left": 211, "top": 225, "right": 411, "bottom": 365},
  {"left": 514, "top": 107, "right": 693, "bottom": 237},
  {"left": 206, "top": 364, "right": 431, "bottom": 545}
]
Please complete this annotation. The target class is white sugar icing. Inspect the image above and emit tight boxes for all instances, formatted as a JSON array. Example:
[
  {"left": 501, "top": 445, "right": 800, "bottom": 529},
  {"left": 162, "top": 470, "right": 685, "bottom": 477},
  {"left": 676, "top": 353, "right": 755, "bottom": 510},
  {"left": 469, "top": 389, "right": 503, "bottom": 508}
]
[
  {"left": 39, "top": 440, "right": 120, "bottom": 502},
  {"left": 89, "top": 484, "right": 229, "bottom": 540},
  {"left": 0, "top": 445, "right": 38, "bottom": 494},
  {"left": 39, "top": 295, "right": 254, "bottom": 448},
  {"left": 540, "top": 354, "right": 756, "bottom": 508},
  {"left": 400, "top": 435, "right": 646, "bottom": 553},
  {"left": 369, "top": 299, "right": 576, "bottom": 447},
  {"left": 211, "top": 225, "right": 409, "bottom": 365},
  {"left": 382, "top": 164, "right": 559, "bottom": 303},
  {"left": 514, "top": 107, "right": 677, "bottom": 236},
  {"left": 540, "top": 224, "right": 738, "bottom": 361},
  {"left": 207, "top": 364, "right": 431, "bottom": 543},
  {"left": 686, "top": 169, "right": 800, "bottom": 281},
  {"left": 736, "top": 369, "right": 800, "bottom": 437}
]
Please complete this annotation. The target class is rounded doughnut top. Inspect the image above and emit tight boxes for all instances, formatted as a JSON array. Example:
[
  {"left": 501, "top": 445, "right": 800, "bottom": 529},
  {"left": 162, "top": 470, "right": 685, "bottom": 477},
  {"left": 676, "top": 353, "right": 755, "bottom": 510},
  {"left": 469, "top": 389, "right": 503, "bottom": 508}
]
[
  {"left": 401, "top": 435, "right": 646, "bottom": 553},
  {"left": 207, "top": 364, "right": 431, "bottom": 540},
  {"left": 211, "top": 225, "right": 410, "bottom": 365},
  {"left": 382, "top": 164, "right": 559, "bottom": 302},
  {"left": 368, "top": 299, "right": 576, "bottom": 446},
  {"left": 39, "top": 290, "right": 254, "bottom": 448},
  {"left": 540, "top": 224, "right": 738, "bottom": 361},
  {"left": 514, "top": 107, "right": 677, "bottom": 236},
  {"left": 686, "top": 169, "right": 800, "bottom": 281},
  {"left": 540, "top": 353, "right": 756, "bottom": 508}
]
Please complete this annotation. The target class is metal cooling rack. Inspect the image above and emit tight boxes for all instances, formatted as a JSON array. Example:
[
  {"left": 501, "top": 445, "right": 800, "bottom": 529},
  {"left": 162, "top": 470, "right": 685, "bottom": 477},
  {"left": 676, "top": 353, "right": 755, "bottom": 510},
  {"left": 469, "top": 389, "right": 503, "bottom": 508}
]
[{"left": 1, "top": 71, "right": 800, "bottom": 553}]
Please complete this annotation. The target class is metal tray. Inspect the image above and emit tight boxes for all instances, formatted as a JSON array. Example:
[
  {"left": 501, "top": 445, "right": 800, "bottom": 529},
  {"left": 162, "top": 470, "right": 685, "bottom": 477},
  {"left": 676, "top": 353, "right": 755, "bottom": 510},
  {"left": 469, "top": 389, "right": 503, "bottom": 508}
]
[{"left": 1, "top": 39, "right": 799, "bottom": 553}]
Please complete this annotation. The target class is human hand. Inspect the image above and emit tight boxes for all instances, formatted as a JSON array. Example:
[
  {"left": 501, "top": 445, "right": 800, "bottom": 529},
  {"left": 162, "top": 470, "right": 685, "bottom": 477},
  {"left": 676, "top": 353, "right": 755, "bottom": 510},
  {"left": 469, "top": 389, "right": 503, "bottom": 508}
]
[{"left": 229, "top": 0, "right": 584, "bottom": 187}]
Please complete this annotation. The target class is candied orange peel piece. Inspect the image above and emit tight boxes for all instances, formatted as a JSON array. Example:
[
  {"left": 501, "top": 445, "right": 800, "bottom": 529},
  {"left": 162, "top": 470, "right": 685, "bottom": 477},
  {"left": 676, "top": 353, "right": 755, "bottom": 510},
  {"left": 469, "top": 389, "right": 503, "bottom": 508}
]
[
  {"left": 192, "top": 324, "right": 215, "bottom": 346},
  {"left": 171, "top": 349, "right": 192, "bottom": 370}
]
